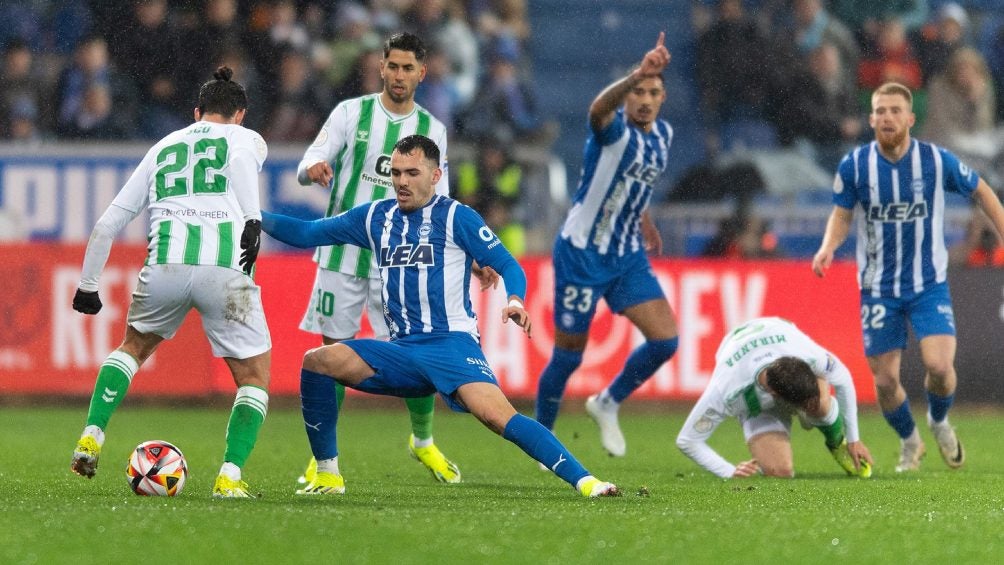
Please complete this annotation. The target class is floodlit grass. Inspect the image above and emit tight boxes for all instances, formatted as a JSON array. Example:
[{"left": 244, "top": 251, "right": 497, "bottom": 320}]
[{"left": 3, "top": 403, "right": 1004, "bottom": 563}]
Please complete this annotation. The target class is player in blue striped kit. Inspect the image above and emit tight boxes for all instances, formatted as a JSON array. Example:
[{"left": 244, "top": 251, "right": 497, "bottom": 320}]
[
  {"left": 813, "top": 82, "right": 1004, "bottom": 471},
  {"left": 262, "top": 135, "right": 619, "bottom": 497},
  {"left": 534, "top": 32, "right": 679, "bottom": 457}
]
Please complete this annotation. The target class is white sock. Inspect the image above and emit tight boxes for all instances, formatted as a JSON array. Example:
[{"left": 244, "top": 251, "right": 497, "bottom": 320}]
[
  {"left": 597, "top": 389, "right": 618, "bottom": 409},
  {"left": 575, "top": 475, "right": 598, "bottom": 492},
  {"left": 317, "top": 456, "right": 340, "bottom": 475},
  {"left": 412, "top": 435, "right": 433, "bottom": 449},
  {"left": 219, "top": 461, "right": 241, "bottom": 481},
  {"left": 82, "top": 425, "right": 105, "bottom": 446}
]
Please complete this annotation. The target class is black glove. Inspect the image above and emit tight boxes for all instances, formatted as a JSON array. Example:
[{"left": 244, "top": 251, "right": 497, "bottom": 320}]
[
  {"left": 72, "top": 289, "right": 102, "bottom": 315},
  {"left": 239, "top": 219, "right": 262, "bottom": 275}
]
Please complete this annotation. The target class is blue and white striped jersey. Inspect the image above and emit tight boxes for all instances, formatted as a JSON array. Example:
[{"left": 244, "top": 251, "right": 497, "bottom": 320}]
[
  {"left": 275, "top": 195, "right": 524, "bottom": 341},
  {"left": 833, "top": 139, "right": 979, "bottom": 298},
  {"left": 560, "top": 109, "right": 672, "bottom": 256}
]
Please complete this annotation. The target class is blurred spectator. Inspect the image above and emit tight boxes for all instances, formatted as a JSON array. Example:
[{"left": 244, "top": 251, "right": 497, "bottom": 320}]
[
  {"left": 702, "top": 213, "right": 781, "bottom": 259},
  {"left": 922, "top": 48, "right": 1003, "bottom": 185},
  {"left": 245, "top": 0, "right": 311, "bottom": 114},
  {"left": 214, "top": 47, "right": 265, "bottom": 132},
  {"left": 454, "top": 133, "right": 527, "bottom": 256},
  {"left": 696, "top": 0, "right": 773, "bottom": 154},
  {"left": 0, "top": 39, "right": 47, "bottom": 140},
  {"left": 857, "top": 18, "right": 923, "bottom": 90},
  {"left": 923, "top": 47, "right": 995, "bottom": 147},
  {"left": 949, "top": 207, "right": 1004, "bottom": 267},
  {"left": 460, "top": 35, "right": 548, "bottom": 143},
  {"left": 769, "top": 42, "right": 863, "bottom": 169},
  {"left": 333, "top": 47, "right": 384, "bottom": 101},
  {"left": 913, "top": 2, "right": 970, "bottom": 85},
  {"left": 403, "top": 0, "right": 479, "bottom": 108},
  {"left": 48, "top": 1, "right": 93, "bottom": 56},
  {"left": 107, "top": 0, "right": 186, "bottom": 139},
  {"left": 415, "top": 46, "right": 461, "bottom": 134},
  {"left": 0, "top": 3, "right": 44, "bottom": 52},
  {"left": 318, "top": 3, "right": 381, "bottom": 92},
  {"left": 262, "top": 48, "right": 327, "bottom": 142},
  {"left": 56, "top": 35, "right": 137, "bottom": 139},
  {"left": 474, "top": 0, "right": 531, "bottom": 48},
  {"left": 830, "top": 0, "right": 930, "bottom": 42},
  {"left": 786, "top": 0, "right": 859, "bottom": 84}
]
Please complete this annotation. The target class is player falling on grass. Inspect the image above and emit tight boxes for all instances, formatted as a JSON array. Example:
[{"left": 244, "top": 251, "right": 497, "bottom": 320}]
[
  {"left": 70, "top": 67, "right": 270, "bottom": 498},
  {"left": 813, "top": 82, "right": 1004, "bottom": 471},
  {"left": 534, "top": 32, "right": 678, "bottom": 456},
  {"left": 293, "top": 32, "right": 471, "bottom": 486},
  {"left": 676, "top": 317, "right": 874, "bottom": 478},
  {"left": 263, "top": 135, "right": 620, "bottom": 497}
]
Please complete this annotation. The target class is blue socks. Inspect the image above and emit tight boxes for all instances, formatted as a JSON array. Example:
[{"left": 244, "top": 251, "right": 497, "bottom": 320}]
[
  {"left": 608, "top": 337, "right": 678, "bottom": 403},
  {"left": 503, "top": 413, "right": 589, "bottom": 487},
  {"left": 927, "top": 391, "right": 954, "bottom": 423},
  {"left": 301, "top": 368, "right": 340, "bottom": 460},
  {"left": 883, "top": 398, "right": 916, "bottom": 439},
  {"left": 534, "top": 347, "right": 583, "bottom": 429}
]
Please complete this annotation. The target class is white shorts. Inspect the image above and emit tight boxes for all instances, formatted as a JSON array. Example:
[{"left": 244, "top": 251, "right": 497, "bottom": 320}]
[
  {"left": 299, "top": 268, "right": 388, "bottom": 340},
  {"left": 740, "top": 405, "right": 795, "bottom": 442},
  {"left": 127, "top": 264, "right": 271, "bottom": 359}
]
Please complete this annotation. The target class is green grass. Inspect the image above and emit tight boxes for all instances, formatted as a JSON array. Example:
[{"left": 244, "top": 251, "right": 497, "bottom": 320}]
[{"left": 3, "top": 403, "right": 1004, "bottom": 564}]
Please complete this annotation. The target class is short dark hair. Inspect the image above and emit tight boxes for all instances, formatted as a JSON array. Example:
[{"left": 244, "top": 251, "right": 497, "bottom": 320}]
[
  {"left": 394, "top": 134, "right": 440, "bottom": 168},
  {"left": 197, "top": 66, "right": 248, "bottom": 118},
  {"left": 765, "top": 357, "right": 820, "bottom": 408},
  {"left": 384, "top": 32, "right": 426, "bottom": 62}
]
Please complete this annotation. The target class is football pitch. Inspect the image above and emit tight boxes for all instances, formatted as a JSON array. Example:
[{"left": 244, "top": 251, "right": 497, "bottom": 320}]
[{"left": 4, "top": 403, "right": 1004, "bottom": 564}]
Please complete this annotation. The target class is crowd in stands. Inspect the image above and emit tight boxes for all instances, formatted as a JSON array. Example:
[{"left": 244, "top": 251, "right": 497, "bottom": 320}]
[
  {"left": 0, "top": 0, "right": 549, "bottom": 148},
  {"left": 692, "top": 0, "right": 1004, "bottom": 182},
  {"left": 6, "top": 0, "right": 1004, "bottom": 260}
]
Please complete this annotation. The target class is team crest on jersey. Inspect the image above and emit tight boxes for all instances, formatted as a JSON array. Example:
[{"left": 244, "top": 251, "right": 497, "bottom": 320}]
[
  {"left": 379, "top": 243, "right": 435, "bottom": 267},
  {"left": 911, "top": 179, "right": 924, "bottom": 193},
  {"left": 418, "top": 222, "right": 433, "bottom": 237}
]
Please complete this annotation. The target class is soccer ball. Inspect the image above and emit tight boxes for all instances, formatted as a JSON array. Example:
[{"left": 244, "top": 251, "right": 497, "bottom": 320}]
[{"left": 126, "top": 440, "right": 188, "bottom": 496}]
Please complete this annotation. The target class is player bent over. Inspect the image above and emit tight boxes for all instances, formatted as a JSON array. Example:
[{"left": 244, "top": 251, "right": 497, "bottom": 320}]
[
  {"left": 70, "top": 67, "right": 271, "bottom": 498},
  {"left": 262, "top": 135, "right": 619, "bottom": 497},
  {"left": 676, "top": 317, "right": 874, "bottom": 479}
]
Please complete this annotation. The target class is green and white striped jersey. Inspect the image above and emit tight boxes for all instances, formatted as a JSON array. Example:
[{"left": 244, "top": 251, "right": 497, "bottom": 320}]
[
  {"left": 297, "top": 93, "right": 448, "bottom": 279},
  {"left": 111, "top": 121, "right": 267, "bottom": 272}
]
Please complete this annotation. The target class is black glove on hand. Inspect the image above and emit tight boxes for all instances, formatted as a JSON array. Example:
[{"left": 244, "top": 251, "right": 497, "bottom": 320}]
[
  {"left": 72, "top": 289, "right": 102, "bottom": 315},
  {"left": 239, "top": 219, "right": 262, "bottom": 275}
]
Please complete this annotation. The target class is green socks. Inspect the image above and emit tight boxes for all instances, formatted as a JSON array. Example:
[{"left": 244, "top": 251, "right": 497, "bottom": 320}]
[
  {"left": 223, "top": 385, "right": 269, "bottom": 467},
  {"left": 405, "top": 395, "right": 436, "bottom": 440},
  {"left": 85, "top": 350, "right": 138, "bottom": 429}
]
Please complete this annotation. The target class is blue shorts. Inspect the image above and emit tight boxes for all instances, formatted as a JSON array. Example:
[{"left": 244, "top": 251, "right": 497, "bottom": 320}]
[
  {"left": 551, "top": 237, "right": 665, "bottom": 334},
  {"left": 860, "top": 283, "right": 956, "bottom": 356},
  {"left": 342, "top": 332, "right": 499, "bottom": 412}
]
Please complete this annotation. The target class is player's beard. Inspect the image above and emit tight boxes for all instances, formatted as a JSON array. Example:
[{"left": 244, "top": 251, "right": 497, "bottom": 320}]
[
  {"left": 876, "top": 126, "right": 909, "bottom": 154},
  {"left": 387, "top": 84, "right": 411, "bottom": 105}
]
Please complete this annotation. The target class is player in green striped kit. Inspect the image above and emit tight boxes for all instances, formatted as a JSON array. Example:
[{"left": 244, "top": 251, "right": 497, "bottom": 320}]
[
  {"left": 294, "top": 32, "right": 466, "bottom": 489},
  {"left": 69, "top": 67, "right": 270, "bottom": 498}
]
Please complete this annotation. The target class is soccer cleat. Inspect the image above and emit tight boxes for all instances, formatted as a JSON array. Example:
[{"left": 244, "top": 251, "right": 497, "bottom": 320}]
[
  {"left": 212, "top": 474, "right": 252, "bottom": 498},
  {"left": 895, "top": 432, "right": 926, "bottom": 472},
  {"left": 585, "top": 394, "right": 626, "bottom": 457},
  {"left": 295, "top": 471, "right": 346, "bottom": 495},
  {"left": 297, "top": 457, "right": 317, "bottom": 485},
  {"left": 70, "top": 435, "right": 101, "bottom": 478},
  {"left": 578, "top": 477, "right": 622, "bottom": 498},
  {"left": 409, "top": 435, "right": 462, "bottom": 484},
  {"left": 829, "top": 439, "right": 872, "bottom": 478},
  {"left": 928, "top": 414, "right": 965, "bottom": 469}
]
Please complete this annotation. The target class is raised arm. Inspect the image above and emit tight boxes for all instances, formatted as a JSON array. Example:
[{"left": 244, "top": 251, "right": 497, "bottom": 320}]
[{"left": 588, "top": 31, "right": 670, "bottom": 132}]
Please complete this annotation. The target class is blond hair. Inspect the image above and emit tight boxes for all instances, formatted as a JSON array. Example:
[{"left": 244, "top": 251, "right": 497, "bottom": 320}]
[{"left": 872, "top": 82, "right": 913, "bottom": 109}]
